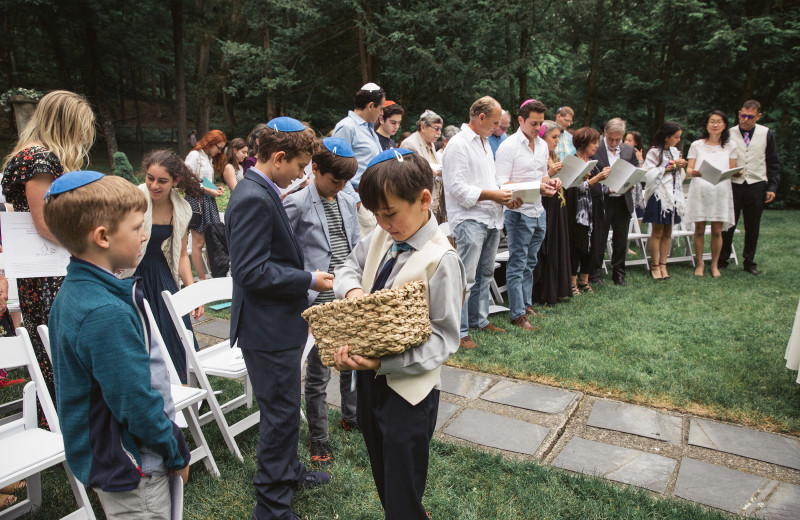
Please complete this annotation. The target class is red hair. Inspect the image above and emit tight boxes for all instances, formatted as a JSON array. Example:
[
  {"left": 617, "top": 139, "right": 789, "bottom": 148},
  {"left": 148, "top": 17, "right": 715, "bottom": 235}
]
[{"left": 194, "top": 129, "right": 228, "bottom": 177}]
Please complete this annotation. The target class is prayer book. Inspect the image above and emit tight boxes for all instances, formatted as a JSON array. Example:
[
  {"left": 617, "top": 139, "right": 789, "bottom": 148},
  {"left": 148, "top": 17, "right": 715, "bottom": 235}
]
[
  {"left": 698, "top": 162, "right": 744, "bottom": 185},
  {"left": 506, "top": 181, "right": 542, "bottom": 204},
  {"left": 600, "top": 159, "right": 647, "bottom": 195},
  {"left": 552, "top": 155, "right": 598, "bottom": 189}
]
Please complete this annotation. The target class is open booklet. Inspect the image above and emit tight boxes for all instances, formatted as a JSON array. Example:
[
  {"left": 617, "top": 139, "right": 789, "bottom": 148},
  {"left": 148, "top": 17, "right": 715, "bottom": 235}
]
[
  {"left": 698, "top": 162, "right": 744, "bottom": 185},
  {"left": 600, "top": 159, "right": 648, "bottom": 195},
  {"left": 505, "top": 181, "right": 541, "bottom": 204},
  {"left": 552, "top": 155, "right": 598, "bottom": 189}
]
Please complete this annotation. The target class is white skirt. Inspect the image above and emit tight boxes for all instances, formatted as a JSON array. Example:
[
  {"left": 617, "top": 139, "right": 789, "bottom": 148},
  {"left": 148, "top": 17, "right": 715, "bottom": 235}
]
[{"left": 684, "top": 177, "right": 735, "bottom": 230}]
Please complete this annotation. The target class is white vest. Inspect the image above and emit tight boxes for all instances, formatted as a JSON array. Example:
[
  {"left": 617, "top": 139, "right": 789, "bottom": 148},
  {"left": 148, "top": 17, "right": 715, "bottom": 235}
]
[
  {"left": 360, "top": 226, "right": 454, "bottom": 405},
  {"left": 729, "top": 124, "right": 768, "bottom": 185}
]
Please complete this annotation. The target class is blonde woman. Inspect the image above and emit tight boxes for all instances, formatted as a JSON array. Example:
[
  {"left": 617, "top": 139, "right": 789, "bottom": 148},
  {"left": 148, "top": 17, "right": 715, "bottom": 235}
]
[{"left": 1, "top": 90, "right": 95, "bottom": 410}]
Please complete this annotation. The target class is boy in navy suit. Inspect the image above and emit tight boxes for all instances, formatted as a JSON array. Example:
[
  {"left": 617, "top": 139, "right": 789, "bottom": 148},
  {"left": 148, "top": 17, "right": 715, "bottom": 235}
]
[
  {"left": 226, "top": 117, "right": 333, "bottom": 520},
  {"left": 284, "top": 137, "right": 360, "bottom": 468}
]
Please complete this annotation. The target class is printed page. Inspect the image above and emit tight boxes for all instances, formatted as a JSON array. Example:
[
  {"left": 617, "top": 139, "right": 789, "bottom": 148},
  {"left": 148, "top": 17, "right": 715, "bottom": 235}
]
[{"left": 1, "top": 213, "right": 70, "bottom": 278}]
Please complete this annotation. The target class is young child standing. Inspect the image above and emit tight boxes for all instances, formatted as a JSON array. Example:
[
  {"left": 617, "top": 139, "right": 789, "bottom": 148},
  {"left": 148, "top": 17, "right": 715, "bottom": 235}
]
[
  {"left": 333, "top": 148, "right": 466, "bottom": 519},
  {"left": 225, "top": 117, "right": 333, "bottom": 520},
  {"left": 284, "top": 137, "right": 360, "bottom": 467},
  {"left": 44, "top": 171, "right": 190, "bottom": 519}
]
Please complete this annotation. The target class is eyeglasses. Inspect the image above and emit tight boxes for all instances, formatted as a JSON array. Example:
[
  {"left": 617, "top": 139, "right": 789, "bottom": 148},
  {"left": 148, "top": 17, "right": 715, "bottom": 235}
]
[
  {"left": 498, "top": 125, "right": 510, "bottom": 131},
  {"left": 215, "top": 143, "right": 225, "bottom": 152},
  {"left": 708, "top": 120, "right": 725, "bottom": 126},
  {"left": 430, "top": 126, "right": 443, "bottom": 133},
  {"left": 739, "top": 114, "right": 756, "bottom": 120}
]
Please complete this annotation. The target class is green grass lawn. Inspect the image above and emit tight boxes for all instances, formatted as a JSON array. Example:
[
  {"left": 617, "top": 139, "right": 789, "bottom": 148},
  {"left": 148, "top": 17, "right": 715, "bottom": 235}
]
[
  {"left": 453, "top": 210, "right": 800, "bottom": 433},
  {"left": 25, "top": 390, "right": 731, "bottom": 520}
]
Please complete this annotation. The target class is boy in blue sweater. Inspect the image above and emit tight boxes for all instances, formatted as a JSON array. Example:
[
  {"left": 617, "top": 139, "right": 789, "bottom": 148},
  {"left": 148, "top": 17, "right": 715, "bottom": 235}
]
[{"left": 44, "top": 171, "right": 190, "bottom": 520}]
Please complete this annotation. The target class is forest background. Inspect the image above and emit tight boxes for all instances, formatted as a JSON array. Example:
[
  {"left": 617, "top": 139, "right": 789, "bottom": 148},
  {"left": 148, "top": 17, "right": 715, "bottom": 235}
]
[{"left": 1, "top": 0, "right": 798, "bottom": 205}]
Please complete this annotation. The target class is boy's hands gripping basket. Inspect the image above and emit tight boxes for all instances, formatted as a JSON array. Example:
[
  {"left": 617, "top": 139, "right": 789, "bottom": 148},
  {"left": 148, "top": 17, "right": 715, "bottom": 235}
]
[{"left": 302, "top": 280, "right": 431, "bottom": 367}]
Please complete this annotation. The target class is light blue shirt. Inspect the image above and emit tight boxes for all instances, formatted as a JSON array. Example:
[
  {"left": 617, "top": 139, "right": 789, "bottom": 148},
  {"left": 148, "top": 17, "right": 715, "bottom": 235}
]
[
  {"left": 332, "top": 110, "right": 382, "bottom": 190},
  {"left": 488, "top": 133, "right": 508, "bottom": 159}
]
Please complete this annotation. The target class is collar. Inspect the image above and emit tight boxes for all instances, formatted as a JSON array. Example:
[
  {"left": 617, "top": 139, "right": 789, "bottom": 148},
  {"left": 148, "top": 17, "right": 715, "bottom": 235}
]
[
  {"left": 460, "top": 123, "right": 483, "bottom": 144},
  {"left": 72, "top": 256, "right": 116, "bottom": 277},
  {"left": 402, "top": 210, "right": 438, "bottom": 252},
  {"left": 250, "top": 166, "right": 282, "bottom": 198},
  {"left": 348, "top": 110, "right": 371, "bottom": 127},
  {"left": 515, "top": 127, "right": 536, "bottom": 146}
]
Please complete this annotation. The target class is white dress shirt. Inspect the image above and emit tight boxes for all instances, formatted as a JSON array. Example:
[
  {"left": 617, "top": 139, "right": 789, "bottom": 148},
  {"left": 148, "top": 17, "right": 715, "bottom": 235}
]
[
  {"left": 604, "top": 136, "right": 620, "bottom": 166},
  {"left": 442, "top": 123, "right": 503, "bottom": 230},
  {"left": 495, "top": 128, "right": 548, "bottom": 218}
]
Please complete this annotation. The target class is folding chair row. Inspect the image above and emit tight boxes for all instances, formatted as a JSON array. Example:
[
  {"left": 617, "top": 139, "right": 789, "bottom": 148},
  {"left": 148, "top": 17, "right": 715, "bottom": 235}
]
[
  {"left": 162, "top": 277, "right": 259, "bottom": 463},
  {"left": 0, "top": 328, "right": 96, "bottom": 520}
]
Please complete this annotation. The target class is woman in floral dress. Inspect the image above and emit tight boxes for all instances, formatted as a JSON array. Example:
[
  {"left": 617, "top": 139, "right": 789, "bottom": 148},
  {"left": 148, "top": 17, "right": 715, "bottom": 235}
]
[{"left": 1, "top": 90, "right": 95, "bottom": 410}]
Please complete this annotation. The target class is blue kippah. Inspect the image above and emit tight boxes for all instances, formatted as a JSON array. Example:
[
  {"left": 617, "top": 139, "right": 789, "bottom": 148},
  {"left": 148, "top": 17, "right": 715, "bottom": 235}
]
[
  {"left": 267, "top": 116, "right": 305, "bottom": 132},
  {"left": 322, "top": 137, "right": 355, "bottom": 158},
  {"left": 44, "top": 170, "right": 105, "bottom": 199},
  {"left": 367, "top": 148, "right": 414, "bottom": 169}
]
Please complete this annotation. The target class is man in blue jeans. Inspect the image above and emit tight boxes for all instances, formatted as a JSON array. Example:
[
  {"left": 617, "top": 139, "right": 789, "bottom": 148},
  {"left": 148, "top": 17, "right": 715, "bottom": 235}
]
[
  {"left": 495, "top": 99, "right": 560, "bottom": 330},
  {"left": 442, "top": 96, "right": 513, "bottom": 350}
]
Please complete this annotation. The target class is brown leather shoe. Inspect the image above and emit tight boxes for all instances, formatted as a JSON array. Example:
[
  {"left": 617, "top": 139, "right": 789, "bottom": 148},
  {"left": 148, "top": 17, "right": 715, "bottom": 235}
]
[
  {"left": 525, "top": 306, "right": 545, "bottom": 317},
  {"left": 481, "top": 323, "right": 506, "bottom": 333},
  {"left": 512, "top": 315, "right": 537, "bottom": 331},
  {"left": 459, "top": 336, "right": 477, "bottom": 350}
]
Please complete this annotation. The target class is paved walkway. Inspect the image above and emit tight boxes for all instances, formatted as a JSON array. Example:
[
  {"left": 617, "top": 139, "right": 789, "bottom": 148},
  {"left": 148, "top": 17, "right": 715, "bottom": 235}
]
[{"left": 193, "top": 316, "right": 800, "bottom": 519}]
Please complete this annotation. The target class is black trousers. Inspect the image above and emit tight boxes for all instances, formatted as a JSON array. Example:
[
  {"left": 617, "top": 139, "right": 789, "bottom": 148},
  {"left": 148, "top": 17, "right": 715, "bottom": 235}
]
[
  {"left": 242, "top": 347, "right": 306, "bottom": 520},
  {"left": 588, "top": 196, "right": 607, "bottom": 281},
  {"left": 357, "top": 371, "right": 439, "bottom": 520},
  {"left": 720, "top": 181, "right": 766, "bottom": 269},
  {"left": 601, "top": 196, "right": 632, "bottom": 281}
]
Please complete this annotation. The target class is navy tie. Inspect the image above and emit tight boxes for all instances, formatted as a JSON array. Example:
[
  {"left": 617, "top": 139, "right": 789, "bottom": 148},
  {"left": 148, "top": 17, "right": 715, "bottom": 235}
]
[{"left": 370, "top": 241, "right": 413, "bottom": 293}]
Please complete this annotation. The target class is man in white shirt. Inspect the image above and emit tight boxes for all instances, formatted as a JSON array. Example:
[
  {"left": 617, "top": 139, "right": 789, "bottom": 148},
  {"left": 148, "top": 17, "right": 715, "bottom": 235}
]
[
  {"left": 495, "top": 99, "right": 560, "bottom": 330},
  {"left": 333, "top": 83, "right": 386, "bottom": 237},
  {"left": 442, "top": 96, "right": 513, "bottom": 350}
]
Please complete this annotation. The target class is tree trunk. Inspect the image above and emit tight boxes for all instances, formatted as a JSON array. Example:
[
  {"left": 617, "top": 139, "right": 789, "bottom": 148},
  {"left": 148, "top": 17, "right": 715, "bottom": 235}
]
[
  {"left": 37, "top": 8, "right": 70, "bottom": 88},
  {"left": 83, "top": 16, "right": 118, "bottom": 167},
  {"left": 264, "top": 26, "right": 276, "bottom": 119},
  {"left": 357, "top": 24, "right": 370, "bottom": 83},
  {"left": 172, "top": 0, "right": 188, "bottom": 157},
  {"left": 195, "top": 39, "right": 211, "bottom": 136},
  {"left": 518, "top": 21, "right": 531, "bottom": 115}
]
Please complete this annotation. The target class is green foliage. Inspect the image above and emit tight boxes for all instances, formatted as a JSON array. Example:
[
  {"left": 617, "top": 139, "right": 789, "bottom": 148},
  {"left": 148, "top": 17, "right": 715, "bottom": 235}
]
[
  {"left": 112, "top": 151, "right": 138, "bottom": 183},
  {"left": 0, "top": 0, "right": 797, "bottom": 203}
]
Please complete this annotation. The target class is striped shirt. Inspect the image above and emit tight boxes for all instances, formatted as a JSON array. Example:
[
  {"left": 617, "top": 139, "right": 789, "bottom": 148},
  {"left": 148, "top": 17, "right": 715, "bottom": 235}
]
[{"left": 313, "top": 197, "right": 352, "bottom": 305}]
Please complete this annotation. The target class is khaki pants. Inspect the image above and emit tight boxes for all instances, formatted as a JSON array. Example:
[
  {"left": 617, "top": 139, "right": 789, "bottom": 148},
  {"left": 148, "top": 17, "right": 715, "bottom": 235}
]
[{"left": 94, "top": 474, "right": 171, "bottom": 520}]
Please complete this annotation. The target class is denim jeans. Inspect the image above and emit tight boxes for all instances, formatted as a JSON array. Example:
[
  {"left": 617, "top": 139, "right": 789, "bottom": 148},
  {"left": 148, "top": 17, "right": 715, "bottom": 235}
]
[
  {"left": 504, "top": 210, "right": 547, "bottom": 320},
  {"left": 454, "top": 219, "right": 501, "bottom": 337}
]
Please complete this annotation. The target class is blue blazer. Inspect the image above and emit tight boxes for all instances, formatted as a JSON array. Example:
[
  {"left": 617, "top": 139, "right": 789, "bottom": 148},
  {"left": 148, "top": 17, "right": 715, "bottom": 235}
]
[
  {"left": 226, "top": 169, "right": 312, "bottom": 351},
  {"left": 283, "top": 180, "right": 360, "bottom": 306}
]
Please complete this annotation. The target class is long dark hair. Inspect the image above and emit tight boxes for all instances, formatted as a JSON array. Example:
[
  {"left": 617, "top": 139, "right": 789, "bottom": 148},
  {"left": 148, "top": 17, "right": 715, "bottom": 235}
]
[
  {"left": 699, "top": 110, "right": 730, "bottom": 146},
  {"left": 226, "top": 137, "right": 247, "bottom": 167},
  {"left": 626, "top": 130, "right": 643, "bottom": 152},
  {"left": 649, "top": 121, "right": 682, "bottom": 165},
  {"left": 142, "top": 149, "right": 204, "bottom": 198}
]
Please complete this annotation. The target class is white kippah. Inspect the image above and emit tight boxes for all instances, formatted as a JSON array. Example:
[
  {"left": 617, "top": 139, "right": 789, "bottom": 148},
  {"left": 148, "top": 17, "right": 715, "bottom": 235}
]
[{"left": 361, "top": 82, "right": 381, "bottom": 92}]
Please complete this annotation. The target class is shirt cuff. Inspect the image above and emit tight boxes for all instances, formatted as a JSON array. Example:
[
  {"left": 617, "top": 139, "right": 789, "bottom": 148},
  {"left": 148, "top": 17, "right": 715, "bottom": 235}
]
[{"left": 309, "top": 273, "right": 316, "bottom": 290}]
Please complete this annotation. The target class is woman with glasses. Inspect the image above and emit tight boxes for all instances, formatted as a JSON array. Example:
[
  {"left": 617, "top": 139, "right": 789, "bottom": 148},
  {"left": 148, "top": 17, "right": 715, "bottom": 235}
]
[
  {"left": 185, "top": 129, "right": 227, "bottom": 280},
  {"left": 684, "top": 110, "right": 737, "bottom": 277},
  {"left": 401, "top": 109, "right": 447, "bottom": 223}
]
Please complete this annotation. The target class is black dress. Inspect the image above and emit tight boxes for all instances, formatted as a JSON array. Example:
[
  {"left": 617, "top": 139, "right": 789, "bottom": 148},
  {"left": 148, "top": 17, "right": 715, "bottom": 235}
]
[
  {"left": 134, "top": 224, "right": 198, "bottom": 383},
  {"left": 532, "top": 189, "right": 573, "bottom": 305}
]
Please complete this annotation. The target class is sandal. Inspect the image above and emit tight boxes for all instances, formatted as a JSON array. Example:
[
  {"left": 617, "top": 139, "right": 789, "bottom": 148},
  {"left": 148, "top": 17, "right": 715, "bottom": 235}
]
[
  {"left": 659, "top": 263, "right": 670, "bottom": 280},
  {"left": 577, "top": 281, "right": 594, "bottom": 294},
  {"left": 570, "top": 283, "right": 580, "bottom": 296},
  {"left": 650, "top": 263, "right": 663, "bottom": 280}
]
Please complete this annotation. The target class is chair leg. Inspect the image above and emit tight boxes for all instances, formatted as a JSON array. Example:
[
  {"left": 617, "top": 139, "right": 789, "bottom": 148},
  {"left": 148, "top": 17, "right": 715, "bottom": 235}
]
[
  {"left": 209, "top": 395, "right": 244, "bottom": 462},
  {"left": 25, "top": 471, "right": 42, "bottom": 511},
  {"left": 245, "top": 375, "right": 254, "bottom": 409},
  {"left": 183, "top": 407, "right": 220, "bottom": 478},
  {"left": 64, "top": 463, "right": 97, "bottom": 519}
]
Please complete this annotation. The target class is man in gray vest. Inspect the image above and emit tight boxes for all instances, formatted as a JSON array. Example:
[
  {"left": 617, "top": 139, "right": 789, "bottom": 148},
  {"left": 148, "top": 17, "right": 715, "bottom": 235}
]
[{"left": 720, "top": 99, "right": 780, "bottom": 276}]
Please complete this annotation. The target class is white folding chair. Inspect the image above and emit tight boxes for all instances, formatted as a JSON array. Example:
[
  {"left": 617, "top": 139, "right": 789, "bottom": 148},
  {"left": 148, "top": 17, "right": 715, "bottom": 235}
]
[
  {"left": 299, "top": 334, "right": 316, "bottom": 423},
  {"left": 161, "top": 278, "right": 259, "bottom": 462},
  {"left": 489, "top": 250, "right": 510, "bottom": 314},
  {"left": 623, "top": 214, "right": 651, "bottom": 270},
  {"left": 38, "top": 321, "right": 220, "bottom": 479},
  {"left": 0, "top": 328, "right": 95, "bottom": 520}
]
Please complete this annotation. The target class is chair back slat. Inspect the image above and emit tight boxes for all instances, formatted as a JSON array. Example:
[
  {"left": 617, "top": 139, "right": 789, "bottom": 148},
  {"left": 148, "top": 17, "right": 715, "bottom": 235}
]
[{"left": 162, "top": 277, "right": 232, "bottom": 316}]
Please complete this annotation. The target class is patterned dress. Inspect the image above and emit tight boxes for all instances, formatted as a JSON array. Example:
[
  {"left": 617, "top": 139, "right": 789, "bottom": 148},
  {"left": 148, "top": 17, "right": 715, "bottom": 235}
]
[{"left": 1, "top": 145, "right": 64, "bottom": 412}]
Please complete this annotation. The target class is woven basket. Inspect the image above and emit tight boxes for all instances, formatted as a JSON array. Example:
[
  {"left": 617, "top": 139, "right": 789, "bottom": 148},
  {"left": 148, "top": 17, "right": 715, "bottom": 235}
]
[{"left": 302, "top": 280, "right": 431, "bottom": 367}]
